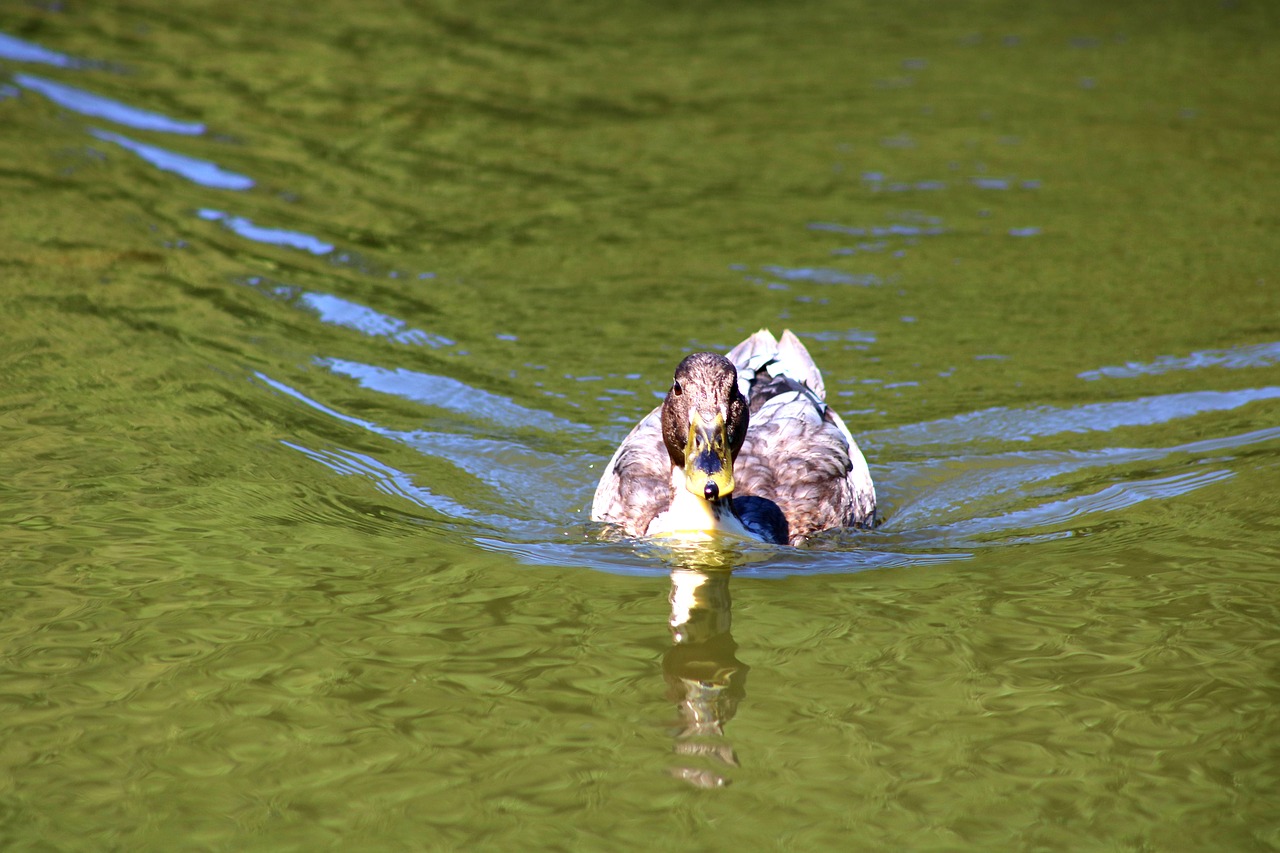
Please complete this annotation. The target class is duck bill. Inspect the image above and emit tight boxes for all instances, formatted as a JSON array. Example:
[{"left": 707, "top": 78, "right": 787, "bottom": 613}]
[{"left": 683, "top": 410, "right": 735, "bottom": 501}]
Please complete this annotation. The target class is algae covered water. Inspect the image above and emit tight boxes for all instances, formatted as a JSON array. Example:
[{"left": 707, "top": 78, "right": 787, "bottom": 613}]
[{"left": 1, "top": 1, "right": 1278, "bottom": 849}]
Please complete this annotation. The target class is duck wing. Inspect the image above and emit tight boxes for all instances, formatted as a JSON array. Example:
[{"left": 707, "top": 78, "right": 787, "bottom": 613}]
[
  {"left": 591, "top": 407, "right": 673, "bottom": 537},
  {"left": 730, "top": 329, "right": 876, "bottom": 544}
]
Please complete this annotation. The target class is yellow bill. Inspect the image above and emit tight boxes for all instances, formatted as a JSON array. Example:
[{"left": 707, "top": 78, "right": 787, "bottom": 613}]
[{"left": 683, "top": 409, "right": 735, "bottom": 501}]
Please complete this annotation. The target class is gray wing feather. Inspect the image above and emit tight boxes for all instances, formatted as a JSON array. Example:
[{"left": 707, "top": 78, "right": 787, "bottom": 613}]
[
  {"left": 733, "top": 331, "right": 876, "bottom": 544},
  {"left": 726, "top": 328, "right": 779, "bottom": 373},
  {"left": 774, "top": 329, "right": 825, "bottom": 400},
  {"left": 590, "top": 407, "right": 672, "bottom": 536}
]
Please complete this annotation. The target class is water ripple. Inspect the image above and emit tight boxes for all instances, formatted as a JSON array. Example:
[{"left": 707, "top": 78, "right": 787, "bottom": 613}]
[
  {"left": 760, "top": 266, "right": 880, "bottom": 286},
  {"left": 321, "top": 358, "right": 586, "bottom": 435},
  {"left": 14, "top": 72, "right": 204, "bottom": 134},
  {"left": 886, "top": 425, "right": 1280, "bottom": 533},
  {"left": 809, "top": 221, "right": 946, "bottom": 238},
  {"left": 282, "top": 441, "right": 488, "bottom": 526},
  {"left": 89, "top": 129, "right": 253, "bottom": 190},
  {"left": 297, "top": 293, "right": 452, "bottom": 347},
  {"left": 261, "top": 356, "right": 1280, "bottom": 576},
  {"left": 258, "top": 369, "right": 590, "bottom": 530},
  {"left": 1079, "top": 341, "right": 1280, "bottom": 380},
  {"left": 929, "top": 468, "right": 1235, "bottom": 544},
  {"left": 875, "top": 387, "right": 1280, "bottom": 449},
  {"left": 0, "top": 32, "right": 93, "bottom": 69},
  {"left": 198, "top": 208, "right": 333, "bottom": 255}
]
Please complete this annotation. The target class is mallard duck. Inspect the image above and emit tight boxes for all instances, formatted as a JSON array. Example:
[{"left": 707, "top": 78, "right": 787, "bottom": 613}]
[{"left": 592, "top": 329, "right": 875, "bottom": 546}]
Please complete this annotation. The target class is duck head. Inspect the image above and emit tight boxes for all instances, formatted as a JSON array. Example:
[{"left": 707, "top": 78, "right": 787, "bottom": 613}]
[{"left": 660, "top": 352, "right": 748, "bottom": 502}]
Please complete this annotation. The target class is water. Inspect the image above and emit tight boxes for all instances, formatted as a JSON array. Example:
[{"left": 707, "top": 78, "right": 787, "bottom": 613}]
[{"left": 2, "top": 1, "right": 1278, "bottom": 849}]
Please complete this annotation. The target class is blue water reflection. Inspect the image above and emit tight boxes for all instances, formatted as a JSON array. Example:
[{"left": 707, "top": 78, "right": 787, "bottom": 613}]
[
  {"left": 809, "top": 220, "right": 945, "bottom": 237},
  {"left": 198, "top": 208, "right": 334, "bottom": 255},
  {"left": 884, "top": 425, "right": 1279, "bottom": 535},
  {"left": 0, "top": 32, "right": 92, "bottom": 68},
  {"left": 927, "top": 468, "right": 1234, "bottom": 543},
  {"left": 14, "top": 72, "right": 204, "bottom": 134},
  {"left": 90, "top": 128, "right": 253, "bottom": 190},
  {"left": 283, "top": 440, "right": 490, "bottom": 526},
  {"left": 876, "top": 386, "right": 1280, "bottom": 448},
  {"left": 298, "top": 293, "right": 451, "bottom": 347},
  {"left": 1079, "top": 341, "right": 1280, "bottom": 380},
  {"left": 321, "top": 358, "right": 585, "bottom": 434},
  {"left": 760, "top": 266, "right": 881, "bottom": 286}
]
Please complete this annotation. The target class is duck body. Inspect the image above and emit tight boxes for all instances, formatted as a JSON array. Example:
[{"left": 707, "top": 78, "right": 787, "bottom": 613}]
[{"left": 591, "top": 329, "right": 876, "bottom": 546}]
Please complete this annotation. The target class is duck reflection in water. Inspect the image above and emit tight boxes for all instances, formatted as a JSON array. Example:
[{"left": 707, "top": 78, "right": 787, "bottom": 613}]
[{"left": 662, "top": 550, "right": 750, "bottom": 788}]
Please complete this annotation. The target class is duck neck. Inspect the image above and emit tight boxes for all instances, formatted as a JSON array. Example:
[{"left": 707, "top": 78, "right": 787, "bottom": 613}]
[
  {"left": 644, "top": 466, "right": 752, "bottom": 540},
  {"left": 668, "top": 466, "right": 734, "bottom": 524}
]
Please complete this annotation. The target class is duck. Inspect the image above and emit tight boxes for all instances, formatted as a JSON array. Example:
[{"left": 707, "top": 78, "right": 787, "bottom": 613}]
[{"left": 591, "top": 329, "right": 875, "bottom": 546}]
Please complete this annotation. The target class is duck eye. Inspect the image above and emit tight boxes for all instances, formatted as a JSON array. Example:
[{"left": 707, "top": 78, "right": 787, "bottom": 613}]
[{"left": 671, "top": 380, "right": 682, "bottom": 396}]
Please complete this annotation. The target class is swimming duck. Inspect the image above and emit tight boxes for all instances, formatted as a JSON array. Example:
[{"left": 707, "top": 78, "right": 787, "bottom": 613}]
[{"left": 591, "top": 329, "right": 875, "bottom": 546}]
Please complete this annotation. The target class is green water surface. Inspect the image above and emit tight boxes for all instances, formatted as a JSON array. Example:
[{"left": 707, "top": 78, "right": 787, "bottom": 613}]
[{"left": 1, "top": 1, "right": 1278, "bottom": 849}]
